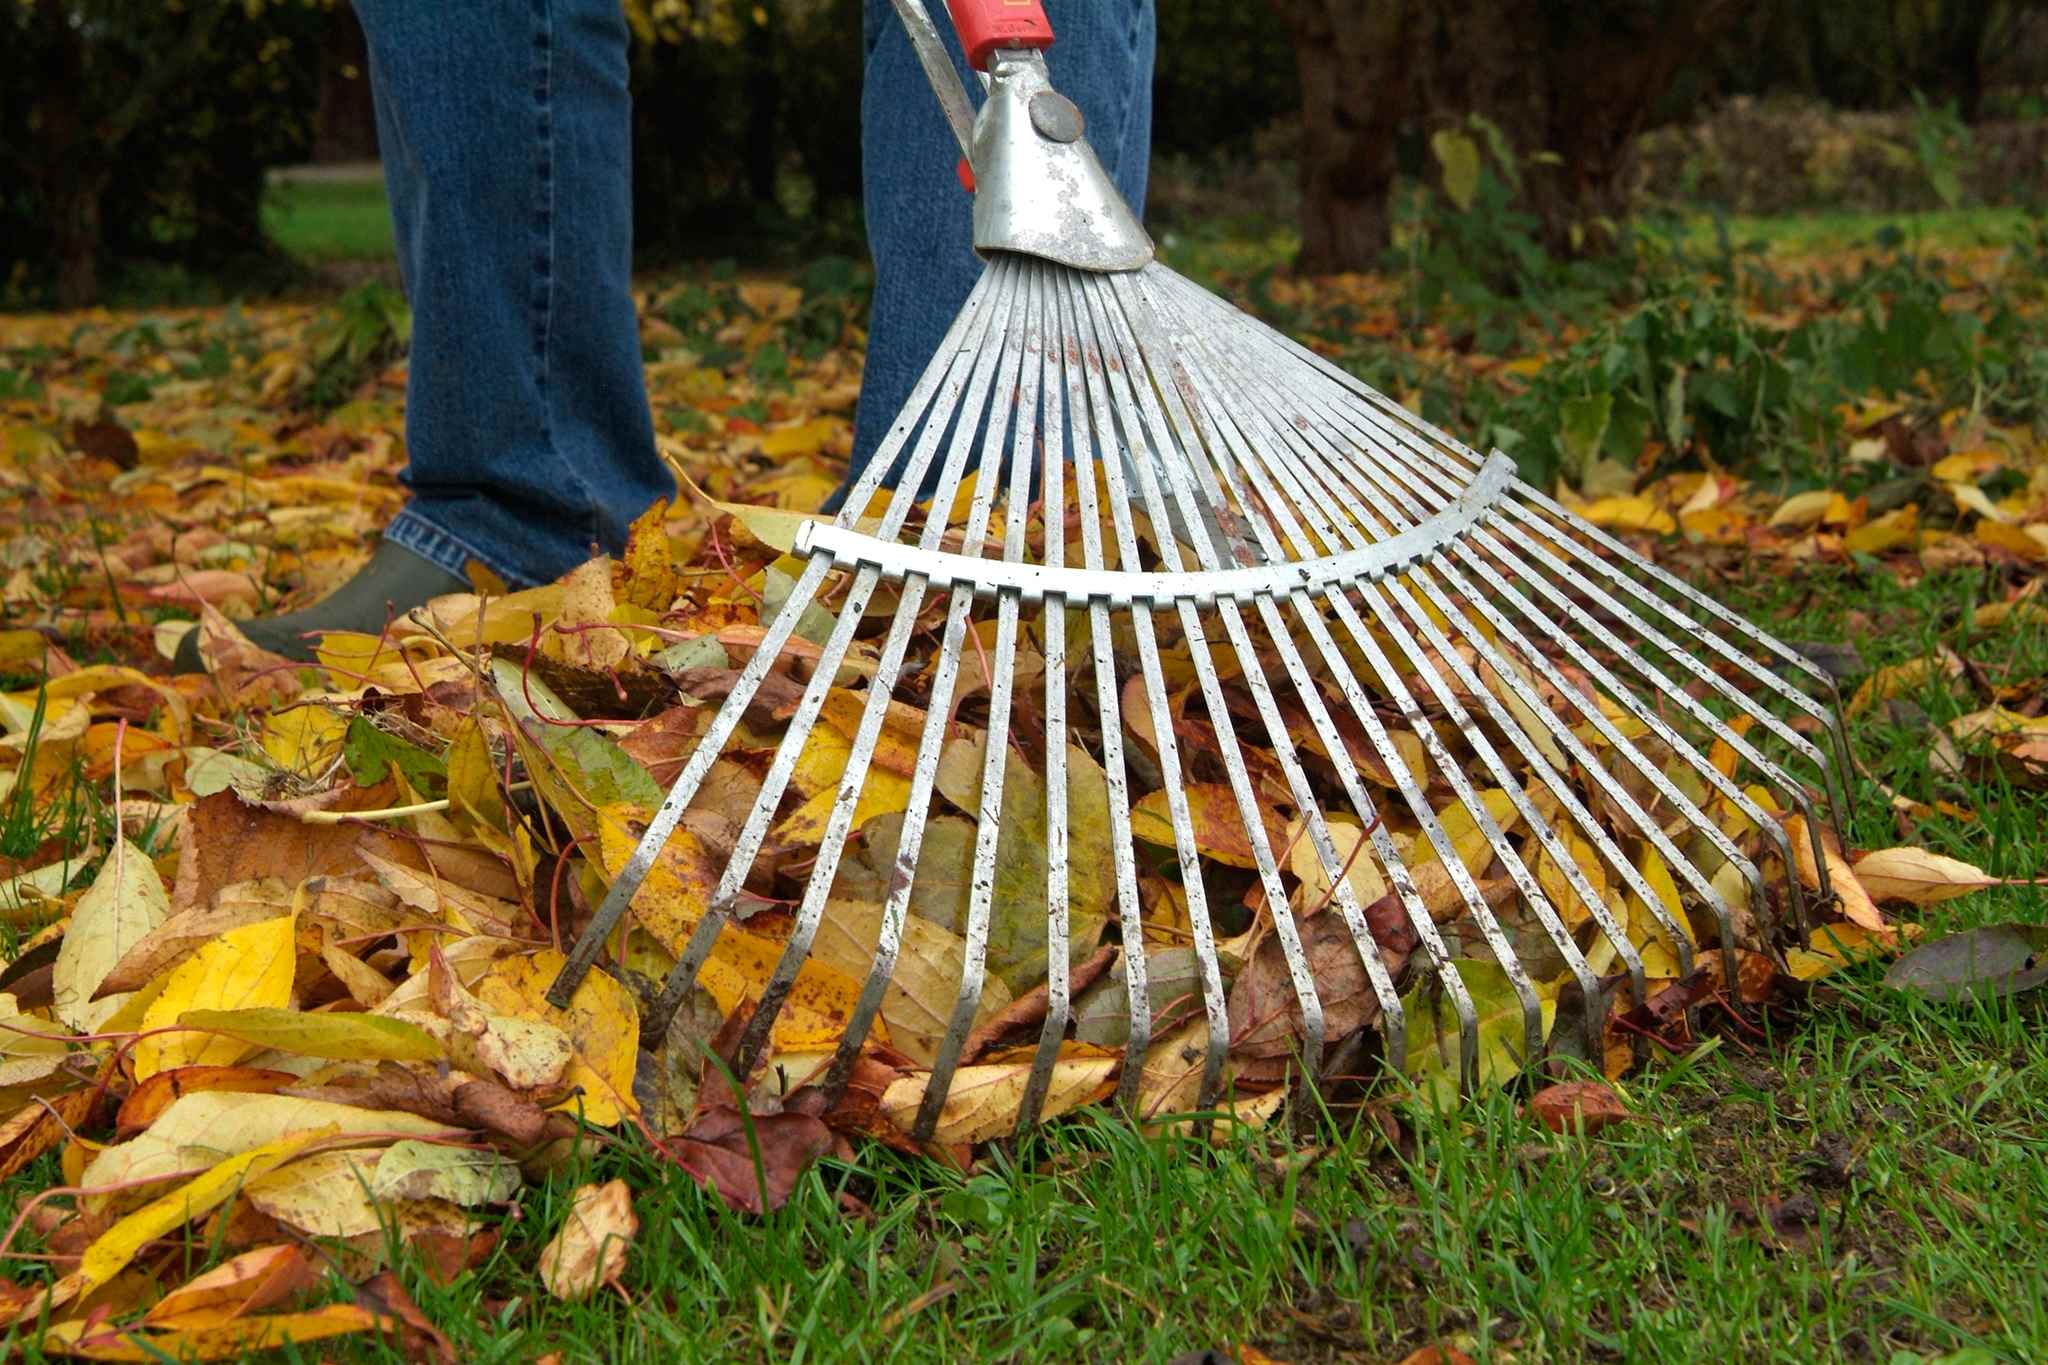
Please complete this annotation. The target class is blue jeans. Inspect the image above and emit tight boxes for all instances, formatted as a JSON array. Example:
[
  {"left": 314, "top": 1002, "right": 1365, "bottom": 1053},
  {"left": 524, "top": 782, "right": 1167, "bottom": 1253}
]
[{"left": 354, "top": 0, "right": 1153, "bottom": 586}]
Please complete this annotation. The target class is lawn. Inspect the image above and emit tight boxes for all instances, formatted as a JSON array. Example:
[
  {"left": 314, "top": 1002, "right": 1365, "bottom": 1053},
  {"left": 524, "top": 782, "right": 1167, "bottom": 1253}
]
[
  {"left": 1, "top": 190, "right": 2044, "bottom": 1362},
  {"left": 262, "top": 176, "right": 397, "bottom": 266}
]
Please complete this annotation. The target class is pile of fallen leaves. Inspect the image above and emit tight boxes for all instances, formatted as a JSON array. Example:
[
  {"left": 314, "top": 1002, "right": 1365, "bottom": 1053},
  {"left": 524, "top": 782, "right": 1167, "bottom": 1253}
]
[{"left": 0, "top": 260, "right": 2042, "bottom": 1356}]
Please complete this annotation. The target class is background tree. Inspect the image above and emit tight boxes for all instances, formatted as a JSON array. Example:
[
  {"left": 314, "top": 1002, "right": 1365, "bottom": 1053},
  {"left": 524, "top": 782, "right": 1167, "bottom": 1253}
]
[
  {"left": 1, "top": 0, "right": 323, "bottom": 307},
  {"left": 1266, "top": 0, "right": 1743, "bottom": 273}
]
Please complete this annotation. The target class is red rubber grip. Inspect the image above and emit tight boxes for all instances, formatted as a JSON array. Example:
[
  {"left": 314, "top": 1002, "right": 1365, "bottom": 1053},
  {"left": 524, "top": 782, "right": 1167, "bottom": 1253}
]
[{"left": 947, "top": 0, "right": 1054, "bottom": 69}]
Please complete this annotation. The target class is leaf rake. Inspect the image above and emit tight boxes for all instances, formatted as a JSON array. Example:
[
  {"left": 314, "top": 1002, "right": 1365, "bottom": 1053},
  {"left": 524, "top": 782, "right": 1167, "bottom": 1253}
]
[{"left": 550, "top": 0, "right": 1855, "bottom": 1140}]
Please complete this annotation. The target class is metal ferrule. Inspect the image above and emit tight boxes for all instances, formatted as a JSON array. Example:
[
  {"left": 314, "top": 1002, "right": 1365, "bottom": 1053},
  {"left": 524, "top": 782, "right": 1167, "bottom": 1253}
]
[{"left": 968, "top": 51, "right": 1155, "bottom": 273}]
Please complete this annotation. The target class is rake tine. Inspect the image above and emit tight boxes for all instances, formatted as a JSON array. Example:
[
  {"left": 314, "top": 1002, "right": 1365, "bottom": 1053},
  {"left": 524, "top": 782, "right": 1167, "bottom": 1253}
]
[
  {"left": 1053, "top": 275, "right": 1157, "bottom": 1114},
  {"left": 1155, "top": 294, "right": 1633, "bottom": 1060},
  {"left": 1095, "top": 274, "right": 1334, "bottom": 1109},
  {"left": 1109, "top": 275, "right": 1470, "bottom": 1084},
  {"left": 645, "top": 263, "right": 1032, "bottom": 1039},
  {"left": 1306, "top": 412, "right": 1835, "bottom": 926},
  {"left": 1065, "top": 268, "right": 1231, "bottom": 1114},
  {"left": 1107, "top": 321, "right": 1419, "bottom": 1084},
  {"left": 1018, "top": 265, "right": 1074, "bottom": 1133},
  {"left": 1163, "top": 319, "right": 1629, "bottom": 1044},
  {"left": 1163, "top": 319, "right": 1700, "bottom": 990},
  {"left": 908, "top": 267, "right": 1047, "bottom": 1141},
  {"left": 547, "top": 265, "right": 1013, "bottom": 1010},
  {"left": 1216, "top": 339, "right": 1785, "bottom": 962},
  {"left": 1287, "top": 453, "right": 1767, "bottom": 978},
  {"left": 729, "top": 259, "right": 1035, "bottom": 1086},
  {"left": 1260, "top": 323, "right": 1854, "bottom": 864}
]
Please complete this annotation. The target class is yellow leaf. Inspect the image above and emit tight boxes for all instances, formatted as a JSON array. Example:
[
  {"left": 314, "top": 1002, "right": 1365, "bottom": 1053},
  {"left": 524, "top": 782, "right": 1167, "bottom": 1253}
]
[
  {"left": 1766, "top": 488, "right": 1838, "bottom": 530},
  {"left": 1534, "top": 829, "right": 1607, "bottom": 931},
  {"left": 1785, "top": 922, "right": 1906, "bottom": 981},
  {"left": 446, "top": 717, "right": 505, "bottom": 830},
  {"left": 1977, "top": 519, "right": 2048, "bottom": 562},
  {"left": 1129, "top": 784, "right": 1290, "bottom": 869},
  {"left": 1290, "top": 816, "right": 1389, "bottom": 914},
  {"left": 1579, "top": 496, "right": 1675, "bottom": 535},
  {"left": 1627, "top": 843, "right": 1687, "bottom": 978},
  {"left": 1847, "top": 648, "right": 1961, "bottom": 717},
  {"left": 595, "top": 803, "right": 723, "bottom": 950},
  {"left": 133, "top": 916, "right": 298, "bottom": 1081},
  {"left": 142, "top": 1244, "right": 313, "bottom": 1326},
  {"left": 53, "top": 838, "right": 170, "bottom": 1033},
  {"left": 672, "top": 462, "right": 823, "bottom": 556},
  {"left": 471, "top": 951, "right": 639, "bottom": 1126},
  {"left": 1842, "top": 504, "right": 1917, "bottom": 555},
  {"left": 679, "top": 919, "right": 871, "bottom": 1053},
  {"left": 814, "top": 898, "right": 1011, "bottom": 1065},
  {"left": 757, "top": 416, "right": 844, "bottom": 460},
  {"left": 883, "top": 1053, "right": 1119, "bottom": 1144},
  {"left": 1931, "top": 447, "right": 2005, "bottom": 482},
  {"left": 1784, "top": 814, "right": 1887, "bottom": 935},
  {"left": 1426, "top": 789, "right": 1522, "bottom": 880},
  {"left": 42, "top": 1304, "right": 387, "bottom": 1361},
  {"left": 1430, "top": 128, "right": 1482, "bottom": 212},
  {"left": 78, "top": 1129, "right": 330, "bottom": 1292},
  {"left": 260, "top": 705, "right": 348, "bottom": 775},
  {"left": 1849, "top": 846, "right": 2033, "bottom": 906}
]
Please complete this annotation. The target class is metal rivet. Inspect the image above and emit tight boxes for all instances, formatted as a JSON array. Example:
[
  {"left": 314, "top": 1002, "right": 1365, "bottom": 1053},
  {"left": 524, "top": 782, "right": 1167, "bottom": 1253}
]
[{"left": 1028, "top": 91, "right": 1084, "bottom": 144}]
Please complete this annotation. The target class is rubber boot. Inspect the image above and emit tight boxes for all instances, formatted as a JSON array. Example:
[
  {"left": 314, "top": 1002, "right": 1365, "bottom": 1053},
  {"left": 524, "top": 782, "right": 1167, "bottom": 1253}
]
[{"left": 170, "top": 539, "right": 472, "bottom": 673}]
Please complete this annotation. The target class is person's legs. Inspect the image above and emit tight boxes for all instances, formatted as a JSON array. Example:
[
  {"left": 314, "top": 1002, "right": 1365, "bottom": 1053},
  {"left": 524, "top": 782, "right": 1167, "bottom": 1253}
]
[
  {"left": 841, "top": 0, "right": 1154, "bottom": 504},
  {"left": 362, "top": 0, "right": 670, "bottom": 588},
  {"left": 178, "top": 0, "right": 668, "bottom": 671}
]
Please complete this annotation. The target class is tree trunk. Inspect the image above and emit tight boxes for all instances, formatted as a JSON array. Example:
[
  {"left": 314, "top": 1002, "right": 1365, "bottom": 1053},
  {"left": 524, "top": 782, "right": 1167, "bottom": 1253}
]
[
  {"left": 1269, "top": 0, "right": 1416, "bottom": 273},
  {"left": 1271, "top": 0, "right": 1740, "bottom": 272},
  {"left": 52, "top": 168, "right": 110, "bottom": 309}
]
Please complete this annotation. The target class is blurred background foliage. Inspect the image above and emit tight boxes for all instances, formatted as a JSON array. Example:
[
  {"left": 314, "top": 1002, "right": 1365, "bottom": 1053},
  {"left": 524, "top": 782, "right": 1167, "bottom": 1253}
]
[{"left": 1, "top": 0, "right": 2045, "bottom": 307}]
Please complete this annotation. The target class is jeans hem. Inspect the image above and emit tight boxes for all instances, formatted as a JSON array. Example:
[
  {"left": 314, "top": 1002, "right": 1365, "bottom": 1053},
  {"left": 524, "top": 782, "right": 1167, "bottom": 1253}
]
[{"left": 383, "top": 506, "right": 533, "bottom": 588}]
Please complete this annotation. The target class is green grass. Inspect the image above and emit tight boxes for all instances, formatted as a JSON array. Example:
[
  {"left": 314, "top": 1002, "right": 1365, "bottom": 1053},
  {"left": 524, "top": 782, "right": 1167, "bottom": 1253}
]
[
  {"left": 260, "top": 170, "right": 2033, "bottom": 277},
  {"left": 261, "top": 178, "right": 397, "bottom": 265},
  {"left": 4, "top": 565, "right": 2040, "bottom": 1363},
  {"left": 1688, "top": 205, "right": 2039, "bottom": 256}
]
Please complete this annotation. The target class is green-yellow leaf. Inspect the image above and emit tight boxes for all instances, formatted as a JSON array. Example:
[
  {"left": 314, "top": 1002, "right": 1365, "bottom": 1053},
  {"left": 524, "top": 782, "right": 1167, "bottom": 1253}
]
[
  {"left": 79, "top": 1128, "right": 331, "bottom": 1291},
  {"left": 177, "top": 1007, "right": 443, "bottom": 1062},
  {"left": 1431, "top": 128, "right": 1483, "bottom": 212},
  {"left": 1400, "top": 958, "right": 1553, "bottom": 1105}
]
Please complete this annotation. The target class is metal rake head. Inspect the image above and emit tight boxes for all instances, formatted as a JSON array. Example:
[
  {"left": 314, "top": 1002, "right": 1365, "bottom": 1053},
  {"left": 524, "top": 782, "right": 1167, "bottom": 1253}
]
[{"left": 547, "top": 3, "right": 1853, "bottom": 1142}]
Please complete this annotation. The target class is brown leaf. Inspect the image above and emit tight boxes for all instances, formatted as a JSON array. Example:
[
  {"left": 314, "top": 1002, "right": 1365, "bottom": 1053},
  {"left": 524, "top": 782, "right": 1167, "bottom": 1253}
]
[
  {"left": 1226, "top": 896, "right": 1416, "bottom": 1061},
  {"left": 171, "top": 788, "right": 424, "bottom": 917},
  {"left": 0, "top": 1081, "right": 103, "bottom": 1179},
  {"left": 1525, "top": 1080, "right": 1630, "bottom": 1134},
  {"left": 355, "top": 1269, "right": 458, "bottom": 1364},
  {"left": 960, "top": 942, "right": 1120, "bottom": 1065},
  {"left": 539, "top": 1179, "right": 638, "bottom": 1301},
  {"left": 668, "top": 1106, "right": 835, "bottom": 1215}
]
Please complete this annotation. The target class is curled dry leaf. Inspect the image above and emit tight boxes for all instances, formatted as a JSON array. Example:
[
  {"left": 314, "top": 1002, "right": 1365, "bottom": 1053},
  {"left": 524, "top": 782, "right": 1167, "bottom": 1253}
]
[
  {"left": 882, "top": 1052, "right": 1118, "bottom": 1145},
  {"left": 1849, "top": 846, "right": 2039, "bottom": 906},
  {"left": 1526, "top": 1080, "right": 1631, "bottom": 1134},
  {"left": 143, "top": 1244, "right": 317, "bottom": 1327},
  {"left": 539, "top": 1179, "right": 638, "bottom": 1302}
]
